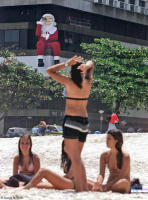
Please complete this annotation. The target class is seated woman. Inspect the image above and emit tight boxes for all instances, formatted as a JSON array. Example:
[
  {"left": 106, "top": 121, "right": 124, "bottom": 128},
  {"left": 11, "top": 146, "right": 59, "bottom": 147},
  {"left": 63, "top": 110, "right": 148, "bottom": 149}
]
[
  {"left": 0, "top": 134, "right": 40, "bottom": 187},
  {"left": 24, "top": 140, "right": 94, "bottom": 190},
  {"left": 92, "top": 129, "right": 130, "bottom": 193}
]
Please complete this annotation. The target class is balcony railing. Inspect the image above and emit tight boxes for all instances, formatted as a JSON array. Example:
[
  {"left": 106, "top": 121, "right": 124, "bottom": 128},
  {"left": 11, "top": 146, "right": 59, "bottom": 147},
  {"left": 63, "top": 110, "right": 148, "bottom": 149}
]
[{"left": 94, "top": 0, "right": 148, "bottom": 16}]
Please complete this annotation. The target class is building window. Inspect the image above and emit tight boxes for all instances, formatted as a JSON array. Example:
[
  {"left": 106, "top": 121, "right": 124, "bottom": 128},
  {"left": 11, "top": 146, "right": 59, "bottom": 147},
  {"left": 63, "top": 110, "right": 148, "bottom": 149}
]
[
  {"left": 129, "top": 0, "right": 135, "bottom": 5},
  {"left": 66, "top": 16, "right": 91, "bottom": 29},
  {"left": 139, "top": 0, "right": 145, "bottom": 7},
  {"left": 59, "top": 30, "right": 95, "bottom": 53},
  {"left": 0, "top": 29, "right": 31, "bottom": 50},
  {"left": 5, "top": 30, "right": 19, "bottom": 49}
]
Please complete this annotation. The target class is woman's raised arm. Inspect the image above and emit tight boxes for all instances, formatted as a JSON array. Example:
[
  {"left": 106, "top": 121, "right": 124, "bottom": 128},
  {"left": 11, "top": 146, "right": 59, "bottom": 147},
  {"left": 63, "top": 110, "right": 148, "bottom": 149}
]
[{"left": 46, "top": 56, "right": 83, "bottom": 85}]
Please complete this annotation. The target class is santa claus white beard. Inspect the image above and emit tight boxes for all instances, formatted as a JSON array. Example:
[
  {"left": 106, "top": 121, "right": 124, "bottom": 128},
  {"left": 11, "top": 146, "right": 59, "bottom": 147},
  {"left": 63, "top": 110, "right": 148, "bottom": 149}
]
[{"left": 42, "top": 24, "right": 54, "bottom": 33}]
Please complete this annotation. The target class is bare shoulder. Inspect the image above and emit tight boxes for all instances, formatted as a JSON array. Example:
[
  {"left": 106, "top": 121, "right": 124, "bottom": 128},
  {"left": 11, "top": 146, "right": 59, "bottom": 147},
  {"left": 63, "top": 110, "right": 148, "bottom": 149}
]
[
  {"left": 14, "top": 154, "right": 19, "bottom": 161},
  {"left": 63, "top": 76, "right": 73, "bottom": 86},
  {"left": 13, "top": 155, "right": 19, "bottom": 166},
  {"left": 32, "top": 153, "right": 40, "bottom": 161},
  {"left": 123, "top": 151, "right": 130, "bottom": 160},
  {"left": 101, "top": 151, "right": 109, "bottom": 160}
]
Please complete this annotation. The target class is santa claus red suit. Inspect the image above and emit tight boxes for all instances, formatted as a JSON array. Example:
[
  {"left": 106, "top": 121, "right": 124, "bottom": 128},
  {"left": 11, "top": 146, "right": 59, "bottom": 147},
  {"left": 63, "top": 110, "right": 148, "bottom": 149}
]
[{"left": 36, "top": 14, "right": 60, "bottom": 67}]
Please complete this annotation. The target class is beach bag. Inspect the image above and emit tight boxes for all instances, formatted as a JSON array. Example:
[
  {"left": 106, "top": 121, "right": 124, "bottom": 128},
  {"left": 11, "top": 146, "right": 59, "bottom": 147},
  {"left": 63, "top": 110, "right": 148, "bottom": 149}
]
[{"left": 131, "top": 178, "right": 143, "bottom": 190}]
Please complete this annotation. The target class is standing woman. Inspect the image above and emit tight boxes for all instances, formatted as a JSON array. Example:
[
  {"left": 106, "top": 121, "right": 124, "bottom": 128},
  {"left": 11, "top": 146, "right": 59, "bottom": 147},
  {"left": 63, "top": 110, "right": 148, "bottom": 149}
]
[
  {"left": 92, "top": 129, "right": 130, "bottom": 193},
  {"left": 46, "top": 56, "right": 94, "bottom": 192}
]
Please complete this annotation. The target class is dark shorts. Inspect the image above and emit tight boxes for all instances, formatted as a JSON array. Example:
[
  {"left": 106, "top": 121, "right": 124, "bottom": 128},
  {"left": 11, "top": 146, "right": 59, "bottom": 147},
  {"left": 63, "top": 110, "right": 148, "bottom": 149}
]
[{"left": 63, "top": 115, "right": 89, "bottom": 142}]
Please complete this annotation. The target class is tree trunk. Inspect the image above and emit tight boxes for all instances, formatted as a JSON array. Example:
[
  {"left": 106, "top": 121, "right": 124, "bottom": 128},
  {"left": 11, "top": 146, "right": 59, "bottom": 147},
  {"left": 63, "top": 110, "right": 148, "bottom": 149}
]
[
  {"left": 115, "top": 100, "right": 121, "bottom": 113},
  {"left": 0, "top": 111, "right": 6, "bottom": 136}
]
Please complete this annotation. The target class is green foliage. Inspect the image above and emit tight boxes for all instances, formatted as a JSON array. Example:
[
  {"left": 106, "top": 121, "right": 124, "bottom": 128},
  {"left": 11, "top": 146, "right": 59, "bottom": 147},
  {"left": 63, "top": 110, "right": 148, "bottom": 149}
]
[
  {"left": 0, "top": 50, "right": 63, "bottom": 112},
  {"left": 81, "top": 38, "right": 148, "bottom": 112},
  {"left": 0, "top": 49, "right": 12, "bottom": 58}
]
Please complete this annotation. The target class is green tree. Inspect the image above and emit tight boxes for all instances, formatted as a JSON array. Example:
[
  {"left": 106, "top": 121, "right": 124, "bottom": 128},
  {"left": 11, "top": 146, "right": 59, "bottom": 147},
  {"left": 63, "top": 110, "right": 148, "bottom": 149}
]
[
  {"left": 0, "top": 51, "right": 63, "bottom": 120},
  {"left": 81, "top": 38, "right": 148, "bottom": 112}
]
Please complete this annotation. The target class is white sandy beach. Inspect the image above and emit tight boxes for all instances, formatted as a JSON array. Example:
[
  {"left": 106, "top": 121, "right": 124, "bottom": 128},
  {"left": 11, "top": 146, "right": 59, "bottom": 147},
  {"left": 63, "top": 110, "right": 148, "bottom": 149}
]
[{"left": 0, "top": 133, "right": 148, "bottom": 200}]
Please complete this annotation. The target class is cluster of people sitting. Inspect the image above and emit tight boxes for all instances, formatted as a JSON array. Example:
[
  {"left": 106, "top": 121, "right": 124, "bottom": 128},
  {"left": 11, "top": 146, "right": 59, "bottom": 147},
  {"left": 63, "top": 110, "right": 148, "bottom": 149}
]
[
  {"left": 0, "top": 56, "right": 140, "bottom": 193},
  {"left": 0, "top": 129, "right": 132, "bottom": 193}
]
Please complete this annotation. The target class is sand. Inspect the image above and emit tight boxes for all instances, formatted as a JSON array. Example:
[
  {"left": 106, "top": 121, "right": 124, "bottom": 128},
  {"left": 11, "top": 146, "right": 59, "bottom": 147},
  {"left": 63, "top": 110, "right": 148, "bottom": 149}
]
[{"left": 0, "top": 133, "right": 147, "bottom": 200}]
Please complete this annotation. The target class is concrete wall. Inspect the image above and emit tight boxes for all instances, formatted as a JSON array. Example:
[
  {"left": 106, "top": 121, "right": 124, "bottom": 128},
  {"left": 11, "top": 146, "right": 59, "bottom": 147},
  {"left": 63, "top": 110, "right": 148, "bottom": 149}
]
[
  {"left": 0, "top": 0, "right": 148, "bottom": 26},
  {"left": 0, "top": 54, "right": 68, "bottom": 76}
]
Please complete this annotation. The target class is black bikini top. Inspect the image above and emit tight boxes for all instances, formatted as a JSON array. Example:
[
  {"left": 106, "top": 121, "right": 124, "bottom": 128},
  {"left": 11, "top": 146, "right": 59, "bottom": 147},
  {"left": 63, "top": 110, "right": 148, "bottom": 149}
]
[{"left": 66, "top": 97, "right": 89, "bottom": 100}]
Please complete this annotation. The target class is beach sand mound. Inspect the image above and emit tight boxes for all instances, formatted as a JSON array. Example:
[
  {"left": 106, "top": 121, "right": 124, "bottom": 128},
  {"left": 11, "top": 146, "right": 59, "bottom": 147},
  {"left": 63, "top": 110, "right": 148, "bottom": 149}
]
[{"left": 0, "top": 133, "right": 147, "bottom": 200}]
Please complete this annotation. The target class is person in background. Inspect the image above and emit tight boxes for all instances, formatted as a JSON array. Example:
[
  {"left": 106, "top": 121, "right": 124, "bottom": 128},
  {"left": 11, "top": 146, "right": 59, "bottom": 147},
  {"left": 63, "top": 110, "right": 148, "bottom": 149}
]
[
  {"left": 92, "top": 129, "right": 130, "bottom": 193},
  {"left": 106, "top": 112, "right": 120, "bottom": 133},
  {"left": 39, "top": 121, "right": 47, "bottom": 136}
]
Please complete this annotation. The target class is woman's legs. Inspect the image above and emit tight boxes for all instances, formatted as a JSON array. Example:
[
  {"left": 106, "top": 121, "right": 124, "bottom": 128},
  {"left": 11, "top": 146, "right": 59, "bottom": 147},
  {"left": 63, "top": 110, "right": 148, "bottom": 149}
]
[
  {"left": 64, "top": 138, "right": 88, "bottom": 192},
  {"left": 24, "top": 168, "right": 74, "bottom": 190},
  {"left": 36, "top": 182, "right": 55, "bottom": 189},
  {"left": 111, "top": 179, "right": 130, "bottom": 193},
  {"left": 0, "top": 178, "right": 9, "bottom": 188},
  {"left": 78, "top": 141, "right": 88, "bottom": 190}
]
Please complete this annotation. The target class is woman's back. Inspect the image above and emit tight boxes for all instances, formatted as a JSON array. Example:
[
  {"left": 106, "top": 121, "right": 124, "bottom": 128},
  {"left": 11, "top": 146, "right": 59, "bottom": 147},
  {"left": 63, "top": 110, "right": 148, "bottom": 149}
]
[{"left": 65, "top": 78, "right": 92, "bottom": 117}]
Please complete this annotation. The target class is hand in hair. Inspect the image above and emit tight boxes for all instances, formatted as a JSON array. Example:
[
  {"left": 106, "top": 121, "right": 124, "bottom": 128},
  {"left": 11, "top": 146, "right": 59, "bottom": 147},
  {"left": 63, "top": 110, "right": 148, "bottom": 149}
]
[
  {"left": 77, "top": 61, "right": 94, "bottom": 79},
  {"left": 77, "top": 64, "right": 88, "bottom": 74},
  {"left": 66, "top": 55, "right": 83, "bottom": 66}
]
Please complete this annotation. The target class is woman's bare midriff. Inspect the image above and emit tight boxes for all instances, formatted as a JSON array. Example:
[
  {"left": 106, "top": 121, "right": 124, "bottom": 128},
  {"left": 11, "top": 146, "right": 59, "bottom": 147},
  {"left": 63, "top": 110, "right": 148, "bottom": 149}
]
[
  {"left": 65, "top": 100, "right": 88, "bottom": 117},
  {"left": 107, "top": 170, "right": 130, "bottom": 185}
]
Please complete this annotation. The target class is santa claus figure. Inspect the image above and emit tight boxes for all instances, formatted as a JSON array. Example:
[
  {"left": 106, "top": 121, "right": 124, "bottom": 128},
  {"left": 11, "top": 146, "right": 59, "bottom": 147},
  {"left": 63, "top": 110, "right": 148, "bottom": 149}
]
[{"left": 36, "top": 13, "right": 60, "bottom": 67}]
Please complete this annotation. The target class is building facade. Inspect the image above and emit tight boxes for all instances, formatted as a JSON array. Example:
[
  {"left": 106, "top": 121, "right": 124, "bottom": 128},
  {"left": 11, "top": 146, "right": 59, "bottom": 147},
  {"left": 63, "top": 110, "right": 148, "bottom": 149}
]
[
  {"left": 0, "top": 0, "right": 148, "bottom": 134},
  {"left": 1, "top": 0, "right": 148, "bottom": 52}
]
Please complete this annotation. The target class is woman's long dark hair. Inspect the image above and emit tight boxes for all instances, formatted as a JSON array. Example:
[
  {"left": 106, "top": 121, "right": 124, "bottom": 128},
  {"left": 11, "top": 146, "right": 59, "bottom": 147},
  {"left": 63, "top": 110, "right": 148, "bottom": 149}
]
[
  {"left": 61, "top": 140, "right": 71, "bottom": 173},
  {"left": 71, "top": 63, "right": 83, "bottom": 88},
  {"left": 18, "top": 134, "right": 33, "bottom": 165},
  {"left": 108, "top": 129, "right": 123, "bottom": 169}
]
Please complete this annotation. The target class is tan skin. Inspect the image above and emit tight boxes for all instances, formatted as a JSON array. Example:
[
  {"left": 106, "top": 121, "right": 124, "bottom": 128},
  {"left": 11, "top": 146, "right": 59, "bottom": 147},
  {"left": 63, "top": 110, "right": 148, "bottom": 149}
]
[
  {"left": 24, "top": 167, "right": 94, "bottom": 190},
  {"left": 92, "top": 134, "right": 130, "bottom": 193},
  {"left": 24, "top": 168, "right": 74, "bottom": 190},
  {"left": 46, "top": 56, "right": 94, "bottom": 192},
  {"left": 24, "top": 142, "right": 94, "bottom": 190},
  {"left": 0, "top": 135, "right": 40, "bottom": 188},
  {"left": 13, "top": 136, "right": 40, "bottom": 176}
]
